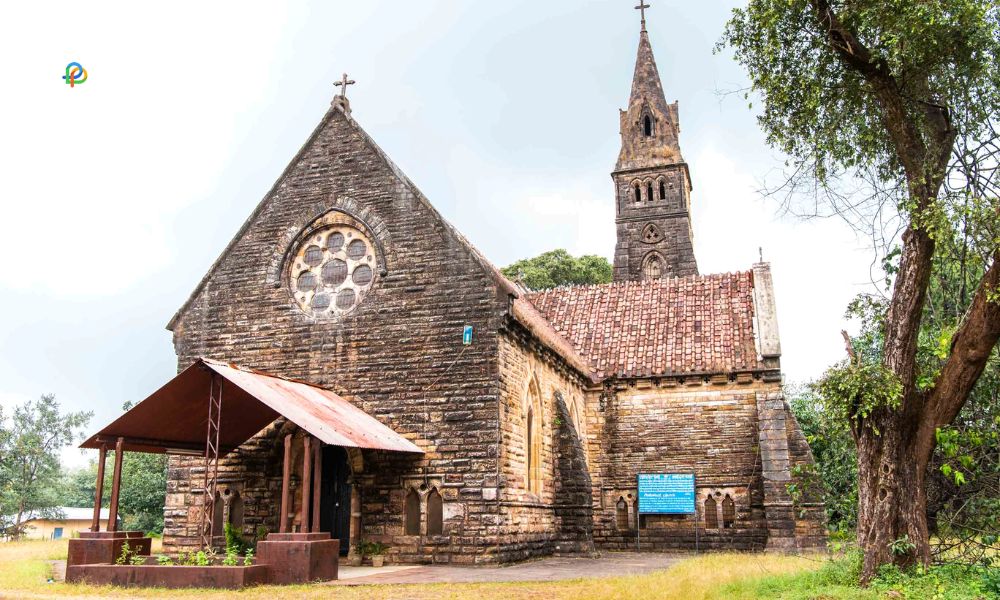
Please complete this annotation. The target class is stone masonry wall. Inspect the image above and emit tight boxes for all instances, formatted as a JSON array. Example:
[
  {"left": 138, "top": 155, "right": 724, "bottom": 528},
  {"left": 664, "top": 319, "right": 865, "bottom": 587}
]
[
  {"left": 164, "top": 105, "right": 508, "bottom": 564},
  {"left": 589, "top": 377, "right": 777, "bottom": 552},
  {"left": 612, "top": 164, "right": 697, "bottom": 281},
  {"left": 495, "top": 327, "right": 592, "bottom": 562}
]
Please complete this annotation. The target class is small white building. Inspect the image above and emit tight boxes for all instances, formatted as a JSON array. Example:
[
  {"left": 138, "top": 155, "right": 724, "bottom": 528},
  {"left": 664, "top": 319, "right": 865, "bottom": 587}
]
[{"left": 21, "top": 507, "right": 111, "bottom": 540}]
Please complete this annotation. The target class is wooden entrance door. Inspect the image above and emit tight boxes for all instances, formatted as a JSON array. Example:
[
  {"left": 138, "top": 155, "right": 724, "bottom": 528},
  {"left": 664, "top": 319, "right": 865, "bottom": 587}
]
[{"left": 319, "top": 445, "right": 351, "bottom": 555}]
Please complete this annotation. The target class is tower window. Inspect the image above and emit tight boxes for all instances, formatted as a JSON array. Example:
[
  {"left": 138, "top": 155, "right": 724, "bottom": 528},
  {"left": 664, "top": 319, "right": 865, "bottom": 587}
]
[
  {"left": 642, "top": 253, "right": 664, "bottom": 281},
  {"left": 634, "top": 184, "right": 642, "bottom": 203},
  {"left": 659, "top": 180, "right": 666, "bottom": 200},
  {"left": 646, "top": 183, "right": 654, "bottom": 203},
  {"left": 643, "top": 115, "right": 652, "bottom": 136}
]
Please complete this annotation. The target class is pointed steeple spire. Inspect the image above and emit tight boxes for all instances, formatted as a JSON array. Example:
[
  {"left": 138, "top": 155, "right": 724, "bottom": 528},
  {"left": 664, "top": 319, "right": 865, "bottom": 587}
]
[
  {"left": 617, "top": 28, "right": 682, "bottom": 171},
  {"left": 611, "top": 19, "right": 697, "bottom": 282}
]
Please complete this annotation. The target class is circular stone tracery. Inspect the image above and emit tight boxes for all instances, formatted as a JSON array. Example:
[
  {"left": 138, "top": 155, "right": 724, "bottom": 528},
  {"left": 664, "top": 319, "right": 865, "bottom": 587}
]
[{"left": 291, "top": 224, "right": 376, "bottom": 316}]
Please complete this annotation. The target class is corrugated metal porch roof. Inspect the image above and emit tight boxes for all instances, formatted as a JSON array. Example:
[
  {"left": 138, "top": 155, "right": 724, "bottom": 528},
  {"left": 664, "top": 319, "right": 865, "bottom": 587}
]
[{"left": 80, "top": 358, "right": 423, "bottom": 456}]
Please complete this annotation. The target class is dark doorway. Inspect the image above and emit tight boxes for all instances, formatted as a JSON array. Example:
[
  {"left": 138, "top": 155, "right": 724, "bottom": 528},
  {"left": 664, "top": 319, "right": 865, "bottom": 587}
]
[{"left": 319, "top": 445, "right": 351, "bottom": 555}]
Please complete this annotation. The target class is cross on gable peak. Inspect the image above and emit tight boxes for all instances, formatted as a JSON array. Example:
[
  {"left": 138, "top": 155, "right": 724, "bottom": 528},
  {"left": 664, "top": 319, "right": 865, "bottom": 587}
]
[
  {"left": 635, "top": 1, "right": 650, "bottom": 31},
  {"left": 334, "top": 73, "right": 356, "bottom": 99}
]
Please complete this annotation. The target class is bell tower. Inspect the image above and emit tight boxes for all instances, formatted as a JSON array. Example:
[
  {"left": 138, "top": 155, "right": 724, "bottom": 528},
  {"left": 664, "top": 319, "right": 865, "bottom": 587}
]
[{"left": 612, "top": 10, "right": 697, "bottom": 282}]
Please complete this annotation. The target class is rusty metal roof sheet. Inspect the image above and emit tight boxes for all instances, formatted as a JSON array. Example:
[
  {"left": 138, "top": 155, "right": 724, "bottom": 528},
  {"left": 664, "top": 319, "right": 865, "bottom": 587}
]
[{"left": 81, "top": 358, "right": 423, "bottom": 455}]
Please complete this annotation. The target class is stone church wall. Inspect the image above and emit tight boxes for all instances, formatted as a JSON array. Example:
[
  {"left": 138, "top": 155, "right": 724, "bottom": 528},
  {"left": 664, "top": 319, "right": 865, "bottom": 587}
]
[
  {"left": 589, "top": 378, "right": 779, "bottom": 552},
  {"left": 164, "top": 106, "right": 510, "bottom": 564},
  {"left": 495, "top": 328, "right": 593, "bottom": 562}
]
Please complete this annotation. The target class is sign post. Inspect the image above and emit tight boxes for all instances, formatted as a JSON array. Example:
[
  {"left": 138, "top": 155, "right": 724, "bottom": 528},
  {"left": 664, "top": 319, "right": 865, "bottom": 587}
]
[{"left": 636, "top": 473, "right": 696, "bottom": 552}]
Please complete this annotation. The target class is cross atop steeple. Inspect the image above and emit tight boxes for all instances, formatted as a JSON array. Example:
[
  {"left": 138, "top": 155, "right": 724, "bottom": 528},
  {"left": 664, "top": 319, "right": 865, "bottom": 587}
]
[
  {"left": 334, "top": 73, "right": 356, "bottom": 99},
  {"left": 635, "top": 1, "right": 650, "bottom": 31}
]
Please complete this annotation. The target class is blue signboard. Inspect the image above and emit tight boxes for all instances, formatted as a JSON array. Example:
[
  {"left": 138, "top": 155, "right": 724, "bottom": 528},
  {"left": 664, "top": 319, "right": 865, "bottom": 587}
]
[
  {"left": 637, "top": 473, "right": 696, "bottom": 514},
  {"left": 463, "top": 325, "right": 473, "bottom": 345}
]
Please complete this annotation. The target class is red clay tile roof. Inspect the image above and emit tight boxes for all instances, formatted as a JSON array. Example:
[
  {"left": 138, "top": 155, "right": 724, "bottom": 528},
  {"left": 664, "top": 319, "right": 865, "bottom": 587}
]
[{"left": 527, "top": 272, "right": 764, "bottom": 379}]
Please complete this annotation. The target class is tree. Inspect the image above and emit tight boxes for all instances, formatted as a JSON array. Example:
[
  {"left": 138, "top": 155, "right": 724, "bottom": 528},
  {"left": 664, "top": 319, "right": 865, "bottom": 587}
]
[
  {"left": 0, "top": 395, "right": 91, "bottom": 539},
  {"left": 60, "top": 452, "right": 167, "bottom": 535},
  {"left": 501, "top": 249, "right": 612, "bottom": 291},
  {"left": 722, "top": 0, "right": 1000, "bottom": 580}
]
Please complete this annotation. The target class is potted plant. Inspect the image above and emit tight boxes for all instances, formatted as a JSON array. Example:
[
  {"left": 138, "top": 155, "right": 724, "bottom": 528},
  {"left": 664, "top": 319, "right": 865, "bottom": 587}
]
[
  {"left": 349, "top": 542, "right": 366, "bottom": 567},
  {"left": 367, "top": 542, "right": 389, "bottom": 568}
]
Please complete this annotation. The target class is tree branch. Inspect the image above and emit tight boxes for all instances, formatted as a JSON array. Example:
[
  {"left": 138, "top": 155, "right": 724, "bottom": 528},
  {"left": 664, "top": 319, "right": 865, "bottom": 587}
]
[{"left": 927, "top": 253, "right": 1000, "bottom": 429}]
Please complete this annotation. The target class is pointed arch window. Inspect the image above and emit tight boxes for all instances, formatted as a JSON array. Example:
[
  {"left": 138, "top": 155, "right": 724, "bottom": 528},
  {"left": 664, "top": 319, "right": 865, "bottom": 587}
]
[
  {"left": 404, "top": 488, "right": 421, "bottom": 535},
  {"left": 704, "top": 495, "right": 718, "bottom": 529},
  {"left": 616, "top": 497, "right": 629, "bottom": 530},
  {"left": 426, "top": 488, "right": 443, "bottom": 535},
  {"left": 643, "top": 115, "right": 652, "bottom": 136},
  {"left": 525, "top": 379, "right": 543, "bottom": 494},
  {"left": 646, "top": 182, "right": 654, "bottom": 203},
  {"left": 722, "top": 495, "right": 736, "bottom": 528},
  {"left": 659, "top": 180, "right": 666, "bottom": 200},
  {"left": 634, "top": 183, "right": 642, "bottom": 203},
  {"left": 642, "top": 252, "right": 664, "bottom": 281}
]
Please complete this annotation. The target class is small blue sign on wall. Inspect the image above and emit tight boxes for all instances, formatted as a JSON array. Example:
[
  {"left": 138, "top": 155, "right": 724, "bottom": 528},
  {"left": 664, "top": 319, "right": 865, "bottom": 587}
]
[
  {"left": 463, "top": 325, "right": 473, "bottom": 345},
  {"left": 637, "top": 473, "right": 696, "bottom": 514}
]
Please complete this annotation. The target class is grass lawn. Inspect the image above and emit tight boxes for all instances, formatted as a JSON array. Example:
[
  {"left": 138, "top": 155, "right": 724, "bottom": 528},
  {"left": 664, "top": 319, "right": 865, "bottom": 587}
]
[{"left": 0, "top": 540, "right": 991, "bottom": 599}]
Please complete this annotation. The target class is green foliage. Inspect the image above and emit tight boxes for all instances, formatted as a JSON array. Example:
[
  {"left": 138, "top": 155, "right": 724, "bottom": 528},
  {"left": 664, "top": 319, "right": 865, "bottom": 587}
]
[
  {"left": 815, "top": 359, "right": 902, "bottom": 433},
  {"left": 57, "top": 403, "right": 167, "bottom": 535},
  {"left": 720, "top": 0, "right": 1000, "bottom": 188},
  {"left": 222, "top": 547, "right": 238, "bottom": 567},
  {"left": 889, "top": 534, "right": 917, "bottom": 557},
  {"left": 115, "top": 541, "right": 133, "bottom": 566},
  {"left": 0, "top": 395, "right": 91, "bottom": 539},
  {"left": 501, "top": 249, "right": 612, "bottom": 291},
  {"left": 788, "top": 386, "right": 858, "bottom": 531},
  {"left": 243, "top": 548, "right": 254, "bottom": 566},
  {"left": 194, "top": 550, "right": 210, "bottom": 567},
  {"left": 224, "top": 521, "right": 251, "bottom": 555},
  {"left": 155, "top": 554, "right": 173, "bottom": 566},
  {"left": 718, "top": 549, "right": 991, "bottom": 599},
  {"left": 356, "top": 540, "right": 389, "bottom": 556}
]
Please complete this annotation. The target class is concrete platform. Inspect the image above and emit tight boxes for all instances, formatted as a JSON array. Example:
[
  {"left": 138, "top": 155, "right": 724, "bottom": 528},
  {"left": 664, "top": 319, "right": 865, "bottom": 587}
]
[{"left": 330, "top": 552, "right": 687, "bottom": 585}]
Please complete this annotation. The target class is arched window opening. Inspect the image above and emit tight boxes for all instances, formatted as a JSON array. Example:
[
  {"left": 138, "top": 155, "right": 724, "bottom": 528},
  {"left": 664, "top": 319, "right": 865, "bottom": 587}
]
[
  {"left": 633, "top": 498, "right": 644, "bottom": 529},
  {"left": 643, "top": 115, "right": 652, "bottom": 136},
  {"left": 642, "top": 253, "right": 664, "bottom": 281},
  {"left": 616, "top": 497, "right": 629, "bottom": 530},
  {"left": 404, "top": 488, "right": 421, "bottom": 535},
  {"left": 722, "top": 495, "right": 736, "bottom": 528},
  {"left": 634, "top": 184, "right": 642, "bottom": 203},
  {"left": 705, "top": 496, "right": 718, "bottom": 529},
  {"left": 659, "top": 180, "right": 666, "bottom": 200},
  {"left": 526, "top": 407, "right": 534, "bottom": 490},
  {"left": 525, "top": 381, "right": 543, "bottom": 494},
  {"left": 229, "top": 490, "right": 244, "bottom": 531},
  {"left": 646, "top": 183, "right": 654, "bottom": 203},
  {"left": 212, "top": 492, "right": 225, "bottom": 537},
  {"left": 426, "top": 488, "right": 443, "bottom": 535}
]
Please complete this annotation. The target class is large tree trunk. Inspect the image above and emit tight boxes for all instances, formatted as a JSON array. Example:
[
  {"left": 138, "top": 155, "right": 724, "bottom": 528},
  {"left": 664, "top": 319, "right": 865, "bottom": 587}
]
[{"left": 855, "top": 408, "right": 931, "bottom": 582}]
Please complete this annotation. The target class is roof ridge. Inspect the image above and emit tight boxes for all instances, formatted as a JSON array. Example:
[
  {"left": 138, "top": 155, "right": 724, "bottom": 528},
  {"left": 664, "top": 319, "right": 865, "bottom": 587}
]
[{"left": 527, "top": 268, "right": 755, "bottom": 298}]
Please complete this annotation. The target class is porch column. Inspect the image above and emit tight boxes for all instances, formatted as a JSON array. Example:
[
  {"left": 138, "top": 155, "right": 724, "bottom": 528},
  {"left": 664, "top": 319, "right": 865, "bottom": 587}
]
[
  {"left": 107, "top": 437, "right": 124, "bottom": 532},
  {"left": 280, "top": 434, "right": 292, "bottom": 533},
  {"left": 90, "top": 444, "right": 107, "bottom": 532},
  {"left": 311, "top": 442, "right": 322, "bottom": 532},
  {"left": 300, "top": 435, "right": 312, "bottom": 532}
]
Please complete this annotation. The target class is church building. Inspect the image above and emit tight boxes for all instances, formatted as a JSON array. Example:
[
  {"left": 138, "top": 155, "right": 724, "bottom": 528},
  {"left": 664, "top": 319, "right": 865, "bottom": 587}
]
[{"left": 160, "top": 13, "right": 826, "bottom": 563}]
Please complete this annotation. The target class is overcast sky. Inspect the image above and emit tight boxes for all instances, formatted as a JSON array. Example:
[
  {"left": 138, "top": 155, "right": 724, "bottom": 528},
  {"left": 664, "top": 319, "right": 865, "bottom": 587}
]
[{"left": 1, "top": 1, "right": 880, "bottom": 466}]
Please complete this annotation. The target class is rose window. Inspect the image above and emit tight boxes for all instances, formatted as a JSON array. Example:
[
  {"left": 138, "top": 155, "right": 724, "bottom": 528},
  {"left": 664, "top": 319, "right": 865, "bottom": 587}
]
[{"left": 290, "top": 225, "right": 376, "bottom": 315}]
